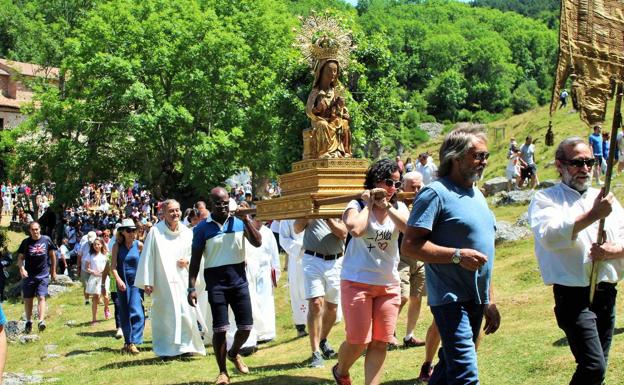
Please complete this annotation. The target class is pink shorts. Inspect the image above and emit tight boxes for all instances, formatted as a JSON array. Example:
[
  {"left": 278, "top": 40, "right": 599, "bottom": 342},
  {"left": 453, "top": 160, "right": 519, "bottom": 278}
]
[{"left": 341, "top": 280, "right": 401, "bottom": 344}]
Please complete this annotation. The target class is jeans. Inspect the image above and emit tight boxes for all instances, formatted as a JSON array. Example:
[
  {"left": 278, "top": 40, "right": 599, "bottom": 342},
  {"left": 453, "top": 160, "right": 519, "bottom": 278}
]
[
  {"left": 429, "top": 301, "right": 485, "bottom": 385},
  {"left": 553, "top": 283, "right": 617, "bottom": 385}
]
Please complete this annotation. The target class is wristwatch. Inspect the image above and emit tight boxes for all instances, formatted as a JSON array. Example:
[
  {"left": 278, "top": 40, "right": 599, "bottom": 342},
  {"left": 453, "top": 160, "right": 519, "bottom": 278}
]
[
  {"left": 452, "top": 248, "right": 462, "bottom": 264},
  {"left": 187, "top": 287, "right": 196, "bottom": 294}
]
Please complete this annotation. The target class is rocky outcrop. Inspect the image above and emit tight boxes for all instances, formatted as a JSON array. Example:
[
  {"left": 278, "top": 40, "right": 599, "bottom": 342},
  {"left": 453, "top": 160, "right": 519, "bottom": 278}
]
[
  {"left": 483, "top": 177, "right": 509, "bottom": 197},
  {"left": 495, "top": 220, "right": 532, "bottom": 244},
  {"left": 494, "top": 190, "right": 535, "bottom": 206}
]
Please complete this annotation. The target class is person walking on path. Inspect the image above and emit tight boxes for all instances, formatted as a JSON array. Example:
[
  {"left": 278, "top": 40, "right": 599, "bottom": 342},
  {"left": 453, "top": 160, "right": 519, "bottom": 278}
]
[
  {"left": 529, "top": 137, "right": 624, "bottom": 385},
  {"left": 293, "top": 216, "right": 348, "bottom": 368},
  {"left": 188, "top": 187, "right": 262, "bottom": 385},
  {"left": 332, "top": 159, "right": 409, "bottom": 385},
  {"left": 17, "top": 221, "right": 57, "bottom": 333},
  {"left": 135, "top": 199, "right": 205, "bottom": 358},
  {"left": 401, "top": 127, "right": 501, "bottom": 385},
  {"left": 111, "top": 219, "right": 145, "bottom": 355}
]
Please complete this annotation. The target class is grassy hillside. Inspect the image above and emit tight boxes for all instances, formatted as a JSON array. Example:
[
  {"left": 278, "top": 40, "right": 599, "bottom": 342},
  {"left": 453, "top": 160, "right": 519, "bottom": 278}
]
[{"left": 410, "top": 103, "right": 624, "bottom": 201}]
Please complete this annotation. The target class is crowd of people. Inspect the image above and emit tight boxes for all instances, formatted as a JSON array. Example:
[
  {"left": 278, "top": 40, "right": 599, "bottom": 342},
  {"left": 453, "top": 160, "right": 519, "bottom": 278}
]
[{"left": 3, "top": 126, "right": 624, "bottom": 385}]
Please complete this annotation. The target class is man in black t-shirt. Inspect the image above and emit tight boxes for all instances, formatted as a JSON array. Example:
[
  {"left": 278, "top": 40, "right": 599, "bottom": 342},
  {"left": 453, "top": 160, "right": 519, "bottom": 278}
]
[{"left": 17, "top": 221, "right": 57, "bottom": 333}]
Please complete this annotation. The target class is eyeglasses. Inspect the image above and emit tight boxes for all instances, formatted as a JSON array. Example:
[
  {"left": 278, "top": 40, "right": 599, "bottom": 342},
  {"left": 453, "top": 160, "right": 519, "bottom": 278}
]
[
  {"left": 561, "top": 158, "right": 595, "bottom": 168},
  {"left": 472, "top": 152, "right": 490, "bottom": 161},
  {"left": 384, "top": 179, "right": 402, "bottom": 189}
]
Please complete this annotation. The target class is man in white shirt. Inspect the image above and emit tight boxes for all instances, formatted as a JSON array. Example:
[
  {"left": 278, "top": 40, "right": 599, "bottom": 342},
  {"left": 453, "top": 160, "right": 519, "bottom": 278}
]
[
  {"left": 529, "top": 137, "right": 624, "bottom": 385},
  {"left": 414, "top": 153, "right": 437, "bottom": 186}
]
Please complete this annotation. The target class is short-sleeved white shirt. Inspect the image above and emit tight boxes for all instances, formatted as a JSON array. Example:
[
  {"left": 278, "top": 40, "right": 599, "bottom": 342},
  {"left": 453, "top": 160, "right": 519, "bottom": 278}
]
[{"left": 341, "top": 199, "right": 409, "bottom": 286}]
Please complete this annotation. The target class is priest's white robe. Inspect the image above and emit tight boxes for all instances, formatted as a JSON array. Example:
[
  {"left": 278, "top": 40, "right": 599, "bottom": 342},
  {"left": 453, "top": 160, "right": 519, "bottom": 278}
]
[
  {"left": 135, "top": 221, "right": 206, "bottom": 357},
  {"left": 279, "top": 220, "right": 308, "bottom": 326},
  {"left": 245, "top": 225, "right": 280, "bottom": 342}
]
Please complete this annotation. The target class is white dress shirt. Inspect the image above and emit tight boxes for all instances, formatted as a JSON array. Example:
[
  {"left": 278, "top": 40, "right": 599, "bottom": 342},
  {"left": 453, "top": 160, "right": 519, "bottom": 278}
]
[
  {"left": 529, "top": 182, "right": 624, "bottom": 286},
  {"left": 415, "top": 161, "right": 438, "bottom": 186}
]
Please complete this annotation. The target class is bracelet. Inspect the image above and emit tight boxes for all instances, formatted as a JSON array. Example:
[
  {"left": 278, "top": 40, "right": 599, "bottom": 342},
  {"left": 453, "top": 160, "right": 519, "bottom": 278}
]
[{"left": 187, "top": 287, "right": 196, "bottom": 294}]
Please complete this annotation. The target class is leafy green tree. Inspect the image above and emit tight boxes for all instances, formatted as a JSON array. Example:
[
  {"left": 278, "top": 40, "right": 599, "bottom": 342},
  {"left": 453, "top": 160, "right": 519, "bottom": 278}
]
[{"left": 424, "top": 69, "right": 467, "bottom": 121}]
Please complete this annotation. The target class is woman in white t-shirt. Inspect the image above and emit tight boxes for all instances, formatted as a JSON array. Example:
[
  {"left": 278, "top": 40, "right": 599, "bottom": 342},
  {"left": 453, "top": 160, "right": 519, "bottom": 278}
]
[
  {"left": 84, "top": 238, "right": 109, "bottom": 325},
  {"left": 333, "top": 159, "right": 409, "bottom": 385}
]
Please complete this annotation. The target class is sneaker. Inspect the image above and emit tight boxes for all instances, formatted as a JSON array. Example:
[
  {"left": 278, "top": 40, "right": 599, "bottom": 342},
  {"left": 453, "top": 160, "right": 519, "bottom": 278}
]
[
  {"left": 227, "top": 352, "right": 249, "bottom": 374},
  {"left": 38, "top": 320, "right": 46, "bottom": 332},
  {"left": 387, "top": 341, "right": 399, "bottom": 351},
  {"left": 214, "top": 372, "right": 230, "bottom": 385},
  {"left": 403, "top": 336, "right": 425, "bottom": 348},
  {"left": 417, "top": 362, "right": 433, "bottom": 382},
  {"left": 332, "top": 364, "right": 352, "bottom": 385},
  {"left": 115, "top": 328, "right": 123, "bottom": 339},
  {"left": 309, "top": 351, "right": 325, "bottom": 368},
  {"left": 24, "top": 321, "right": 32, "bottom": 334},
  {"left": 320, "top": 339, "right": 337, "bottom": 359}
]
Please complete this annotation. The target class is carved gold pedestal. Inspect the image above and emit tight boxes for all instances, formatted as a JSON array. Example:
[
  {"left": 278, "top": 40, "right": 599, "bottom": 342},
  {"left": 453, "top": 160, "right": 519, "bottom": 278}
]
[{"left": 255, "top": 158, "right": 369, "bottom": 220}]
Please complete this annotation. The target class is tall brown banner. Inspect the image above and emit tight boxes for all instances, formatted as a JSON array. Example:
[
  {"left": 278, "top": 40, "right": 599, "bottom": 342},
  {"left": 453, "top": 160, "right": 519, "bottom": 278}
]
[{"left": 551, "top": 0, "right": 624, "bottom": 127}]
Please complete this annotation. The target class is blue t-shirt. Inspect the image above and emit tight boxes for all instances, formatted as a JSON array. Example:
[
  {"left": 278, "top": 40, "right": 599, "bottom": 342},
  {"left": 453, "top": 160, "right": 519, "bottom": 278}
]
[
  {"left": 192, "top": 216, "right": 246, "bottom": 269},
  {"left": 17, "top": 235, "right": 57, "bottom": 279},
  {"left": 407, "top": 177, "right": 496, "bottom": 306},
  {"left": 589, "top": 133, "right": 603, "bottom": 156},
  {"left": 0, "top": 303, "right": 5, "bottom": 326}
]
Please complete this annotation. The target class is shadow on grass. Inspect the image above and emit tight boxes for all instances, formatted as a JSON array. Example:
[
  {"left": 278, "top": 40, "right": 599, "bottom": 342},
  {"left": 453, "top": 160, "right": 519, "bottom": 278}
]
[
  {"left": 167, "top": 375, "right": 331, "bottom": 385},
  {"left": 382, "top": 380, "right": 423, "bottom": 385},
  {"left": 99, "top": 356, "right": 181, "bottom": 369},
  {"left": 553, "top": 327, "right": 624, "bottom": 347},
  {"left": 66, "top": 347, "right": 120, "bottom": 356},
  {"left": 77, "top": 330, "right": 117, "bottom": 338},
  {"left": 252, "top": 360, "right": 310, "bottom": 372}
]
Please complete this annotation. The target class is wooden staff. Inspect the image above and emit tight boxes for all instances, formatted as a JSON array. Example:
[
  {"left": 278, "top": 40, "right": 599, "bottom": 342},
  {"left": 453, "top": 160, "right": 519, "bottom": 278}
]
[{"left": 589, "top": 83, "right": 623, "bottom": 304}]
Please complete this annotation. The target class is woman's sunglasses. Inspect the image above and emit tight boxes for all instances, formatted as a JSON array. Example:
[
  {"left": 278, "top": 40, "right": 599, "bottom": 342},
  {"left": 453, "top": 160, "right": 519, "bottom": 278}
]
[{"left": 384, "top": 179, "right": 402, "bottom": 188}]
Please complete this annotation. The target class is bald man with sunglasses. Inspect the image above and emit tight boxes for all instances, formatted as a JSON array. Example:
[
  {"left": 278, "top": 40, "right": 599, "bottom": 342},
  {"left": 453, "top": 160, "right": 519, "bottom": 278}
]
[{"left": 529, "top": 137, "right": 624, "bottom": 385}]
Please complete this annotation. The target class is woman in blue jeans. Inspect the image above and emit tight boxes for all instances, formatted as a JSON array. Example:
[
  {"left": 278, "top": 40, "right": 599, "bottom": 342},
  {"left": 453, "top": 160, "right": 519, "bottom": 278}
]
[{"left": 111, "top": 219, "right": 145, "bottom": 354}]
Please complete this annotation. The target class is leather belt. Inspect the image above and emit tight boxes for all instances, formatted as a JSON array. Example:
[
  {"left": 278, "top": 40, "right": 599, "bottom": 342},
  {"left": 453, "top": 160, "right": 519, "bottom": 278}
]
[{"left": 305, "top": 249, "right": 343, "bottom": 261}]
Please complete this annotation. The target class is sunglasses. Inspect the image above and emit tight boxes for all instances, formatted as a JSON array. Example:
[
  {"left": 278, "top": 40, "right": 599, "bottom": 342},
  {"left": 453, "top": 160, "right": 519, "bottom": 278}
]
[
  {"left": 123, "top": 228, "right": 137, "bottom": 233},
  {"left": 472, "top": 152, "right": 490, "bottom": 161},
  {"left": 561, "top": 158, "right": 595, "bottom": 168},
  {"left": 384, "top": 179, "right": 402, "bottom": 189}
]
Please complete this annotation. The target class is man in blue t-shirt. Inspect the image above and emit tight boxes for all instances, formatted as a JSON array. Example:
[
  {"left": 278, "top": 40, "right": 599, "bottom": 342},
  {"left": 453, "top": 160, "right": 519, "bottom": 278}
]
[
  {"left": 17, "top": 221, "right": 57, "bottom": 333},
  {"left": 401, "top": 127, "right": 501, "bottom": 385},
  {"left": 588, "top": 125, "right": 603, "bottom": 185},
  {"left": 187, "top": 187, "right": 262, "bottom": 385}
]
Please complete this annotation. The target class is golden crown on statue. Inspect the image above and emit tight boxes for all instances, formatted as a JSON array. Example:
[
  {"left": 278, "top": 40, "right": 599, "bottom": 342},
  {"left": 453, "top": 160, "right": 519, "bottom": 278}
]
[{"left": 295, "top": 13, "right": 354, "bottom": 71}]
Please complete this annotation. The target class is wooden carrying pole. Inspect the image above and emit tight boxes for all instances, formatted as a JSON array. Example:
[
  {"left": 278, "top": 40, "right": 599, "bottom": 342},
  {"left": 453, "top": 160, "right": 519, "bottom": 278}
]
[
  {"left": 589, "top": 83, "right": 623, "bottom": 304},
  {"left": 235, "top": 191, "right": 417, "bottom": 217}
]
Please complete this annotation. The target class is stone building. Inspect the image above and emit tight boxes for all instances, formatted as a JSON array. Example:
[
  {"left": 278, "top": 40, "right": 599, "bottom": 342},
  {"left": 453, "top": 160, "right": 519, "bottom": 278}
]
[{"left": 0, "top": 58, "right": 59, "bottom": 130}]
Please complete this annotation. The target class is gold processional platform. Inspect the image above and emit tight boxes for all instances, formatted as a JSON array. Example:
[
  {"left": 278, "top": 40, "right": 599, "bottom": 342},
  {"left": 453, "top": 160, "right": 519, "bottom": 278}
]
[{"left": 255, "top": 158, "right": 369, "bottom": 220}]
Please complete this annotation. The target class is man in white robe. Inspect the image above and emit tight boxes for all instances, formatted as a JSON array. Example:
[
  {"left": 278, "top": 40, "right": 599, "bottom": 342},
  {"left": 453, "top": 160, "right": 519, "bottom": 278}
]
[
  {"left": 279, "top": 219, "right": 309, "bottom": 337},
  {"left": 135, "top": 199, "right": 205, "bottom": 357},
  {"left": 246, "top": 221, "right": 281, "bottom": 343}
]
